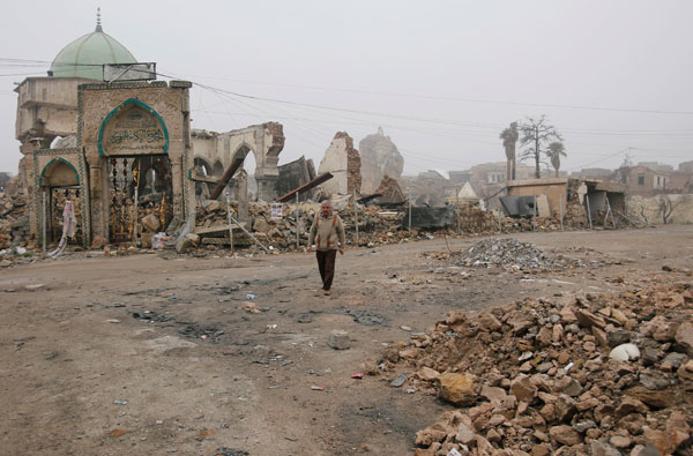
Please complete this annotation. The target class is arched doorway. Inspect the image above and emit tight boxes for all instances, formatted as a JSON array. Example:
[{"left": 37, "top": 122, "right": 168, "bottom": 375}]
[
  {"left": 99, "top": 98, "right": 173, "bottom": 244},
  {"left": 231, "top": 144, "right": 257, "bottom": 201},
  {"left": 107, "top": 155, "right": 173, "bottom": 243},
  {"left": 212, "top": 160, "right": 224, "bottom": 177},
  {"left": 40, "top": 158, "right": 82, "bottom": 245}
]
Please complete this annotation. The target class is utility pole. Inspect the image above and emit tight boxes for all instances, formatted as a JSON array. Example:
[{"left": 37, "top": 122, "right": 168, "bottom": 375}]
[
  {"left": 408, "top": 187, "right": 413, "bottom": 234},
  {"left": 456, "top": 186, "right": 460, "bottom": 234},
  {"left": 534, "top": 124, "right": 541, "bottom": 179},
  {"left": 225, "top": 190, "right": 234, "bottom": 254},
  {"left": 295, "top": 193, "right": 300, "bottom": 249},
  {"left": 353, "top": 190, "right": 359, "bottom": 246}
]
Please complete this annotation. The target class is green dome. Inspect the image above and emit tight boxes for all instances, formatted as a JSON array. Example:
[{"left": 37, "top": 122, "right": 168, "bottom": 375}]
[{"left": 49, "top": 22, "right": 136, "bottom": 80}]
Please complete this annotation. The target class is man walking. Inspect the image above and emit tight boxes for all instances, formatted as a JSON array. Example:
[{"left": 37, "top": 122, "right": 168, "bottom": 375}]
[{"left": 308, "top": 200, "right": 345, "bottom": 295}]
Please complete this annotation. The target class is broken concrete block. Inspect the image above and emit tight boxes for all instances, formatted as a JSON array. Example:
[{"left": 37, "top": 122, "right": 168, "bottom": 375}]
[
  {"left": 327, "top": 330, "right": 350, "bottom": 350},
  {"left": 609, "top": 343, "right": 640, "bottom": 362},
  {"left": 175, "top": 233, "right": 199, "bottom": 254},
  {"left": 141, "top": 213, "right": 160, "bottom": 233}
]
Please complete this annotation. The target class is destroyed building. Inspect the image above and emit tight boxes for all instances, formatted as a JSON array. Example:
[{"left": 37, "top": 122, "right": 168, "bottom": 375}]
[
  {"left": 503, "top": 177, "right": 626, "bottom": 227},
  {"left": 449, "top": 162, "right": 536, "bottom": 201},
  {"left": 358, "top": 127, "right": 404, "bottom": 194},
  {"left": 190, "top": 124, "right": 285, "bottom": 202},
  {"left": 401, "top": 170, "right": 453, "bottom": 207}
]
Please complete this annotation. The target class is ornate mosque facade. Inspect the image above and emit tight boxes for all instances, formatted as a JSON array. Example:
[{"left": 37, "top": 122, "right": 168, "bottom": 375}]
[{"left": 14, "top": 13, "right": 285, "bottom": 248}]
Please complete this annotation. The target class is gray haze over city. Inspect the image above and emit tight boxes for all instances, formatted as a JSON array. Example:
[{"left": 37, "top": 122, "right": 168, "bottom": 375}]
[{"left": 1, "top": 0, "right": 691, "bottom": 175}]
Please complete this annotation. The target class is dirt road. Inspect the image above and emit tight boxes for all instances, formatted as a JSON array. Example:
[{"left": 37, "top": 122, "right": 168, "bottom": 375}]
[{"left": 1, "top": 226, "right": 691, "bottom": 455}]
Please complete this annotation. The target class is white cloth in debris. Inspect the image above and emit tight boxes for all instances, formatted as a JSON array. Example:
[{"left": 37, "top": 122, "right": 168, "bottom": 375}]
[
  {"left": 63, "top": 200, "right": 77, "bottom": 239},
  {"left": 48, "top": 200, "right": 77, "bottom": 257}
]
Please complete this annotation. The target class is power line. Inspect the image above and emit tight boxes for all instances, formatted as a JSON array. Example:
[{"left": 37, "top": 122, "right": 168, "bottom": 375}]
[
  {"left": 566, "top": 148, "right": 631, "bottom": 171},
  {"left": 153, "top": 70, "right": 693, "bottom": 116},
  {"left": 5, "top": 58, "right": 693, "bottom": 132}
]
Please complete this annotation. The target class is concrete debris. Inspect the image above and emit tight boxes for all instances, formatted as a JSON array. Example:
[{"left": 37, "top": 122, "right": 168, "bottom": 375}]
[
  {"left": 390, "top": 373, "right": 408, "bottom": 388},
  {"left": 381, "top": 282, "right": 692, "bottom": 454},
  {"left": 327, "top": 330, "right": 351, "bottom": 350},
  {"left": 609, "top": 343, "right": 641, "bottom": 362}
]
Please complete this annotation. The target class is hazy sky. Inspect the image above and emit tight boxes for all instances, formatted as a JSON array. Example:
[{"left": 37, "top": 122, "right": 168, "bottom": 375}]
[{"left": 1, "top": 0, "right": 692, "bottom": 175}]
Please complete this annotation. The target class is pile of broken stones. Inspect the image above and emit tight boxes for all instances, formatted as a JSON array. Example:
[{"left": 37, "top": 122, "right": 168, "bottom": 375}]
[
  {"left": 380, "top": 281, "right": 692, "bottom": 455},
  {"left": 0, "top": 186, "right": 29, "bottom": 251},
  {"left": 452, "top": 238, "right": 597, "bottom": 272}
]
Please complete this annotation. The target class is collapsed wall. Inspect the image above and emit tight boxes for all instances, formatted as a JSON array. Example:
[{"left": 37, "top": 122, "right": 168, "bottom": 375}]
[
  {"left": 628, "top": 194, "right": 693, "bottom": 225},
  {"left": 359, "top": 127, "right": 404, "bottom": 194},
  {"left": 375, "top": 174, "right": 406, "bottom": 204},
  {"left": 275, "top": 156, "right": 316, "bottom": 201}
]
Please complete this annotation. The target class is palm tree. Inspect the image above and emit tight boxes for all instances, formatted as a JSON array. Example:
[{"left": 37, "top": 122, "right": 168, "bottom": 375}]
[{"left": 546, "top": 142, "right": 566, "bottom": 177}]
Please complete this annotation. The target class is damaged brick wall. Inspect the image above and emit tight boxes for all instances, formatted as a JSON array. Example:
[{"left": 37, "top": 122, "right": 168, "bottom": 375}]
[
  {"left": 347, "top": 146, "right": 361, "bottom": 195},
  {"left": 318, "top": 131, "right": 362, "bottom": 196}
]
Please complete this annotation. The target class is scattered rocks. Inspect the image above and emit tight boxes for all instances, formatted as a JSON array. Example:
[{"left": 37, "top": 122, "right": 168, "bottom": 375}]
[{"left": 387, "top": 282, "right": 691, "bottom": 454}]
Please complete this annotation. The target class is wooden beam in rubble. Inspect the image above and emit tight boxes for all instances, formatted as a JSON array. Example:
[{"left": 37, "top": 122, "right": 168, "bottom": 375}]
[
  {"left": 209, "top": 157, "right": 245, "bottom": 201},
  {"left": 276, "top": 172, "right": 333, "bottom": 203}
]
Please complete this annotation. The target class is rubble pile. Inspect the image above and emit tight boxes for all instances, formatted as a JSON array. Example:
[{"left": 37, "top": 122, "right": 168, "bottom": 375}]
[
  {"left": 0, "top": 185, "right": 29, "bottom": 250},
  {"left": 381, "top": 282, "right": 692, "bottom": 455},
  {"left": 456, "top": 204, "right": 499, "bottom": 234},
  {"left": 452, "top": 238, "right": 587, "bottom": 271},
  {"left": 193, "top": 199, "right": 420, "bottom": 251},
  {"left": 189, "top": 197, "right": 613, "bottom": 255},
  {"left": 455, "top": 204, "right": 570, "bottom": 235},
  {"left": 499, "top": 216, "right": 563, "bottom": 233},
  {"left": 374, "top": 174, "right": 406, "bottom": 205}
]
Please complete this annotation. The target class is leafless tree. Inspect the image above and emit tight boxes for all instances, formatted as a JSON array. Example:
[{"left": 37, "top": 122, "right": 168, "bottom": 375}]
[{"left": 519, "top": 116, "right": 563, "bottom": 178}]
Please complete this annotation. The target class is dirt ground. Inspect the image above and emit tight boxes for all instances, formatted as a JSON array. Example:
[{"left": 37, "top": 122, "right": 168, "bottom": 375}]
[{"left": 1, "top": 226, "right": 692, "bottom": 456}]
